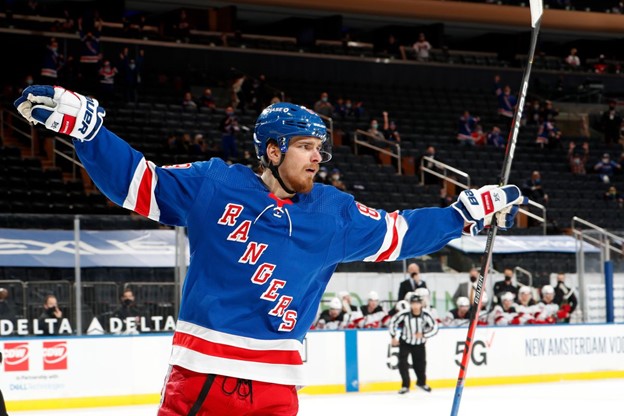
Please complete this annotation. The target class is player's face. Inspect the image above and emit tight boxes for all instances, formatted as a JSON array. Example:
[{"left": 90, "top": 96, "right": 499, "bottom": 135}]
[{"left": 280, "top": 137, "right": 323, "bottom": 194}]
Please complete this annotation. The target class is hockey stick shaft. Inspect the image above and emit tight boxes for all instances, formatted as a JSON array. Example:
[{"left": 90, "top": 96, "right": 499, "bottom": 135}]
[{"left": 450, "top": 2, "right": 543, "bottom": 415}]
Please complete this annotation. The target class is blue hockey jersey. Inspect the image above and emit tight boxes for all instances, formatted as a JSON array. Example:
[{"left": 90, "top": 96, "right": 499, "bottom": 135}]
[{"left": 74, "top": 127, "right": 464, "bottom": 385}]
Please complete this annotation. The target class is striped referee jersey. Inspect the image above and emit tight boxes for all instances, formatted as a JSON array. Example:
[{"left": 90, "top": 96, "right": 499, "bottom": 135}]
[{"left": 389, "top": 308, "right": 438, "bottom": 345}]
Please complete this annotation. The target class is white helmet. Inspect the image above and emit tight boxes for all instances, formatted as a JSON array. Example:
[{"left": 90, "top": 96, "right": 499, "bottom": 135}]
[
  {"left": 480, "top": 290, "right": 488, "bottom": 304},
  {"left": 404, "top": 291, "right": 415, "bottom": 301},
  {"left": 519, "top": 286, "right": 532, "bottom": 295},
  {"left": 338, "top": 291, "right": 349, "bottom": 299},
  {"left": 329, "top": 297, "right": 342, "bottom": 310},
  {"left": 414, "top": 287, "right": 429, "bottom": 298},
  {"left": 541, "top": 285, "right": 554, "bottom": 295},
  {"left": 368, "top": 290, "right": 380, "bottom": 301},
  {"left": 457, "top": 296, "right": 470, "bottom": 307},
  {"left": 501, "top": 292, "right": 515, "bottom": 302}
]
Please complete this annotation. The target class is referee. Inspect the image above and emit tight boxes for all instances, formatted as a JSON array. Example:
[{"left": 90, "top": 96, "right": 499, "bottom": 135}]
[{"left": 389, "top": 294, "right": 438, "bottom": 394}]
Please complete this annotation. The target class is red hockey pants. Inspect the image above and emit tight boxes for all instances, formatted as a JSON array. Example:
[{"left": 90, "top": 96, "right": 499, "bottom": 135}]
[{"left": 157, "top": 365, "right": 299, "bottom": 416}]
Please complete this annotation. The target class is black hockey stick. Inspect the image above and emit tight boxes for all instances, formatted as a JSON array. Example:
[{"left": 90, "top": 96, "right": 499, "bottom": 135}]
[{"left": 450, "top": 1, "right": 543, "bottom": 415}]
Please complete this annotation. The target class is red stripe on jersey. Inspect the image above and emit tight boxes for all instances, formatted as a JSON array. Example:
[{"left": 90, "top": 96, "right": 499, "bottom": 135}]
[
  {"left": 375, "top": 211, "right": 399, "bottom": 262},
  {"left": 173, "top": 332, "right": 303, "bottom": 366},
  {"left": 60, "top": 114, "right": 76, "bottom": 135},
  {"left": 134, "top": 161, "right": 153, "bottom": 216},
  {"left": 481, "top": 191, "right": 494, "bottom": 215}
]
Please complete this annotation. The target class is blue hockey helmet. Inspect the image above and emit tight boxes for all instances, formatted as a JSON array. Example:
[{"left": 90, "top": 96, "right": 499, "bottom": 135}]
[{"left": 253, "top": 102, "right": 331, "bottom": 163}]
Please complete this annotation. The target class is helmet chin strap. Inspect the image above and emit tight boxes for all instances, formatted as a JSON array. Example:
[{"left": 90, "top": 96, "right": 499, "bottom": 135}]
[{"left": 268, "top": 153, "right": 296, "bottom": 195}]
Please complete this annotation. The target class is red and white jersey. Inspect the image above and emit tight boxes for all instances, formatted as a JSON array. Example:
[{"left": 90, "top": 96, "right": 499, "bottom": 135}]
[{"left": 490, "top": 304, "right": 518, "bottom": 326}]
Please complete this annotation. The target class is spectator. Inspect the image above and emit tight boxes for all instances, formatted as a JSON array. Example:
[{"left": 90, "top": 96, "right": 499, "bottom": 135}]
[
  {"left": 382, "top": 34, "right": 401, "bottom": 59},
  {"left": 497, "top": 85, "right": 517, "bottom": 120},
  {"left": 329, "top": 168, "right": 347, "bottom": 191},
  {"left": 398, "top": 262, "right": 427, "bottom": 303},
  {"left": 239, "top": 149, "right": 256, "bottom": 170},
  {"left": 314, "top": 166, "right": 331, "bottom": 184},
  {"left": 457, "top": 110, "right": 480, "bottom": 146},
  {"left": 594, "top": 152, "right": 621, "bottom": 183},
  {"left": 172, "top": 8, "right": 192, "bottom": 43},
  {"left": 219, "top": 106, "right": 240, "bottom": 161},
  {"left": 412, "top": 32, "right": 432, "bottom": 62},
  {"left": 40, "top": 37, "right": 64, "bottom": 83},
  {"left": 593, "top": 54, "right": 609, "bottom": 74},
  {"left": 0, "top": 288, "right": 16, "bottom": 323},
  {"left": 522, "top": 170, "right": 549, "bottom": 205},
  {"left": 119, "top": 48, "right": 143, "bottom": 103},
  {"left": 568, "top": 141, "right": 589, "bottom": 175},
  {"left": 189, "top": 134, "right": 207, "bottom": 158},
  {"left": 181, "top": 91, "right": 198, "bottom": 112},
  {"left": 535, "top": 119, "right": 562, "bottom": 150},
  {"left": 97, "top": 59, "right": 118, "bottom": 104},
  {"left": 389, "top": 294, "right": 437, "bottom": 394},
  {"left": 383, "top": 111, "right": 401, "bottom": 143},
  {"left": 564, "top": 47, "right": 581, "bottom": 70},
  {"left": 314, "top": 297, "right": 347, "bottom": 330},
  {"left": 442, "top": 296, "right": 471, "bottom": 327},
  {"left": 471, "top": 124, "right": 486, "bottom": 147},
  {"left": 111, "top": 288, "right": 149, "bottom": 334},
  {"left": 553, "top": 273, "right": 578, "bottom": 323},
  {"left": 452, "top": 267, "right": 479, "bottom": 304},
  {"left": 366, "top": 118, "right": 386, "bottom": 141},
  {"left": 313, "top": 92, "right": 334, "bottom": 118},
  {"left": 419, "top": 145, "right": 442, "bottom": 186},
  {"left": 439, "top": 186, "right": 454, "bottom": 208},
  {"left": 604, "top": 185, "right": 624, "bottom": 208},
  {"left": 490, "top": 292, "right": 518, "bottom": 326},
  {"left": 487, "top": 126, "right": 506, "bottom": 149},
  {"left": 77, "top": 17, "right": 102, "bottom": 92},
  {"left": 539, "top": 100, "right": 559, "bottom": 122},
  {"left": 198, "top": 87, "right": 217, "bottom": 111},
  {"left": 37, "top": 294, "right": 65, "bottom": 335},
  {"left": 333, "top": 97, "right": 347, "bottom": 119},
  {"left": 600, "top": 100, "right": 623, "bottom": 147},
  {"left": 493, "top": 268, "right": 518, "bottom": 305},
  {"left": 525, "top": 99, "right": 542, "bottom": 126}
]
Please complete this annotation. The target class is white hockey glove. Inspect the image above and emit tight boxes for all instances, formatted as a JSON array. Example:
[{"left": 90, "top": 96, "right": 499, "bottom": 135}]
[
  {"left": 14, "top": 85, "right": 105, "bottom": 141},
  {"left": 451, "top": 185, "right": 527, "bottom": 236}
]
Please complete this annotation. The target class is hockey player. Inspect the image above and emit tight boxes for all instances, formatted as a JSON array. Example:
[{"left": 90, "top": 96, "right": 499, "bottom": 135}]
[
  {"left": 490, "top": 291, "right": 519, "bottom": 326},
  {"left": 14, "top": 85, "right": 526, "bottom": 416},
  {"left": 443, "top": 296, "right": 471, "bottom": 327},
  {"left": 313, "top": 297, "right": 347, "bottom": 330}
]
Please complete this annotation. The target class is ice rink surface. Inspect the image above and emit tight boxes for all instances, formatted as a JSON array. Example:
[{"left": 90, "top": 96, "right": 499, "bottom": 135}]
[{"left": 9, "top": 379, "right": 624, "bottom": 416}]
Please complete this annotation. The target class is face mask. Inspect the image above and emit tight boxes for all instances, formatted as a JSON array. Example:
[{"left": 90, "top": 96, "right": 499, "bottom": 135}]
[
  {"left": 26, "top": 78, "right": 34, "bottom": 85},
  {"left": 129, "top": 64, "right": 136, "bottom": 70},
  {"left": 47, "top": 307, "right": 57, "bottom": 316},
  {"left": 122, "top": 299, "right": 133, "bottom": 307},
  {"left": 226, "top": 111, "right": 234, "bottom": 116},
  {"left": 470, "top": 275, "right": 477, "bottom": 283},
  {"left": 319, "top": 171, "right": 327, "bottom": 179},
  {"left": 603, "top": 158, "right": 609, "bottom": 163},
  {"left": 345, "top": 103, "right": 352, "bottom": 108},
  {"left": 371, "top": 123, "right": 378, "bottom": 129},
  {"left": 321, "top": 97, "right": 328, "bottom": 102},
  {"left": 331, "top": 174, "right": 339, "bottom": 180},
  {"left": 51, "top": 47, "right": 58, "bottom": 52},
  {"left": 504, "top": 275, "right": 512, "bottom": 281}
]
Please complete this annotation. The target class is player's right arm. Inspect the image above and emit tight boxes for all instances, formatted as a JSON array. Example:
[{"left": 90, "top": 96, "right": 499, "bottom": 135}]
[{"left": 14, "top": 85, "right": 208, "bottom": 226}]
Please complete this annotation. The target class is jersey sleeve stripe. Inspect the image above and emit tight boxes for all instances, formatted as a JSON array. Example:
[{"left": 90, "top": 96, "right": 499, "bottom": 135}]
[
  {"left": 364, "top": 211, "right": 408, "bottom": 262},
  {"left": 122, "top": 158, "right": 161, "bottom": 221}
]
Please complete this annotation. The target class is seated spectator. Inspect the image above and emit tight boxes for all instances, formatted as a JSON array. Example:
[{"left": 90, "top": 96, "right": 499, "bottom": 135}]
[
  {"left": 564, "top": 47, "right": 581, "bottom": 70},
  {"left": 419, "top": 145, "right": 442, "bottom": 186},
  {"left": 367, "top": 118, "right": 386, "bottom": 141},
  {"left": 182, "top": 91, "right": 198, "bottom": 112},
  {"left": 111, "top": 288, "right": 149, "bottom": 334},
  {"left": 604, "top": 185, "right": 624, "bottom": 208},
  {"left": 314, "top": 297, "right": 347, "bottom": 329},
  {"left": 189, "top": 134, "right": 207, "bottom": 158},
  {"left": 535, "top": 119, "right": 562, "bottom": 149},
  {"left": 329, "top": 168, "right": 347, "bottom": 191},
  {"left": 313, "top": 92, "right": 334, "bottom": 118},
  {"left": 600, "top": 100, "right": 623, "bottom": 147},
  {"left": 490, "top": 292, "right": 518, "bottom": 326},
  {"left": 442, "top": 296, "right": 470, "bottom": 327},
  {"left": 497, "top": 85, "right": 517, "bottom": 120},
  {"left": 220, "top": 106, "right": 240, "bottom": 161},
  {"left": 333, "top": 97, "right": 347, "bottom": 120},
  {"left": 456, "top": 111, "right": 480, "bottom": 146},
  {"left": 471, "top": 124, "right": 486, "bottom": 147},
  {"left": 539, "top": 100, "right": 559, "bottom": 122},
  {"left": 553, "top": 273, "right": 578, "bottom": 323},
  {"left": 594, "top": 152, "right": 621, "bottom": 183},
  {"left": 412, "top": 32, "right": 432, "bottom": 62},
  {"left": 522, "top": 170, "right": 549, "bottom": 205},
  {"left": 198, "top": 87, "right": 217, "bottom": 111},
  {"left": 239, "top": 149, "right": 256, "bottom": 170},
  {"left": 568, "top": 141, "right": 589, "bottom": 175},
  {"left": 487, "top": 126, "right": 506, "bottom": 148},
  {"left": 493, "top": 268, "right": 518, "bottom": 305},
  {"left": 0, "top": 288, "right": 16, "bottom": 323},
  {"left": 37, "top": 294, "right": 67, "bottom": 335},
  {"left": 524, "top": 99, "right": 542, "bottom": 126}
]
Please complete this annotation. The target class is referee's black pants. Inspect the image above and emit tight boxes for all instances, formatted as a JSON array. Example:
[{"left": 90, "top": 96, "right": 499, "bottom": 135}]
[{"left": 398, "top": 340, "right": 427, "bottom": 388}]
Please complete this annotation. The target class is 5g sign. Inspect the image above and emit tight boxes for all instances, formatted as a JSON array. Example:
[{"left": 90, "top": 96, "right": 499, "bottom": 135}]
[{"left": 455, "top": 340, "right": 488, "bottom": 367}]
